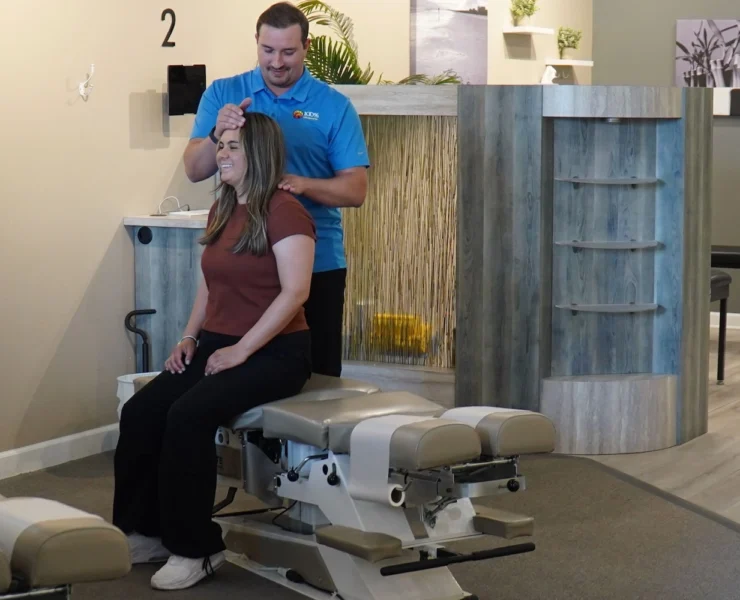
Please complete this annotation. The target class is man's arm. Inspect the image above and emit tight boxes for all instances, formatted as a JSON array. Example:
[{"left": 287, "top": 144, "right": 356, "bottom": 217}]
[
  {"left": 278, "top": 167, "right": 367, "bottom": 208},
  {"left": 278, "top": 100, "right": 370, "bottom": 208},
  {"left": 182, "top": 81, "right": 251, "bottom": 183},
  {"left": 183, "top": 137, "right": 219, "bottom": 183}
]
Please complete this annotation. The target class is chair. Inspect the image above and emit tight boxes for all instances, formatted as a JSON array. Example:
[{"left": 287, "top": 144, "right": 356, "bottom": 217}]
[{"left": 711, "top": 269, "right": 732, "bottom": 385}]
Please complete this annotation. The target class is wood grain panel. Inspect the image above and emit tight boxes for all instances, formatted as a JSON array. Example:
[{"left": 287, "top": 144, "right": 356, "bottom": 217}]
[
  {"left": 543, "top": 86, "right": 683, "bottom": 119},
  {"left": 455, "top": 88, "right": 486, "bottom": 408},
  {"left": 455, "top": 86, "right": 552, "bottom": 410},
  {"left": 540, "top": 374, "right": 678, "bottom": 454},
  {"left": 332, "top": 85, "right": 458, "bottom": 116},
  {"left": 551, "top": 118, "right": 657, "bottom": 376},
  {"left": 134, "top": 227, "right": 204, "bottom": 371},
  {"left": 678, "top": 88, "right": 713, "bottom": 442},
  {"left": 653, "top": 89, "right": 712, "bottom": 444}
]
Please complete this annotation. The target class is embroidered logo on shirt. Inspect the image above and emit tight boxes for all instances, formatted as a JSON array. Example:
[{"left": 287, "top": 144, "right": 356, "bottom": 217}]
[{"left": 293, "top": 109, "right": 320, "bottom": 121}]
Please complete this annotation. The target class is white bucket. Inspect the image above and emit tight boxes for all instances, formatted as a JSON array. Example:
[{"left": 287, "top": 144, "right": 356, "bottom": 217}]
[{"left": 116, "top": 371, "right": 161, "bottom": 419}]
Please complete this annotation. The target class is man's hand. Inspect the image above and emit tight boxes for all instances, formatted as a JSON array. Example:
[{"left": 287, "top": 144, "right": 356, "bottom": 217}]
[
  {"left": 278, "top": 174, "right": 308, "bottom": 196},
  {"left": 204, "top": 344, "right": 250, "bottom": 376},
  {"left": 215, "top": 98, "right": 252, "bottom": 138}
]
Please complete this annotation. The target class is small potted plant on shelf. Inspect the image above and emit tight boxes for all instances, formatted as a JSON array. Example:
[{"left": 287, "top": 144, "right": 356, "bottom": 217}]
[
  {"left": 510, "top": 0, "right": 539, "bottom": 26},
  {"left": 558, "top": 26, "right": 583, "bottom": 59}
]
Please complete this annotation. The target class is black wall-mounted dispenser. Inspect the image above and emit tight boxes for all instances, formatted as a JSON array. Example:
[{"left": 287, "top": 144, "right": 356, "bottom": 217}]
[{"left": 167, "top": 64, "right": 206, "bottom": 116}]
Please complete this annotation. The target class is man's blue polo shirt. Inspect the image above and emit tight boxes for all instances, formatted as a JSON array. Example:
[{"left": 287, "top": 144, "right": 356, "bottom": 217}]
[{"left": 190, "top": 66, "right": 370, "bottom": 273}]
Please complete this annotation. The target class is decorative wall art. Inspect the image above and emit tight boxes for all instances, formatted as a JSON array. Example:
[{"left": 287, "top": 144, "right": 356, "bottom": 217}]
[
  {"left": 410, "top": 0, "right": 488, "bottom": 84},
  {"left": 675, "top": 19, "right": 740, "bottom": 116}
]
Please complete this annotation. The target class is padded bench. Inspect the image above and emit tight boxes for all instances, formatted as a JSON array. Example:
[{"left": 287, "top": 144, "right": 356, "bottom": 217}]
[
  {"left": 0, "top": 495, "right": 130, "bottom": 596},
  {"left": 259, "top": 391, "right": 483, "bottom": 470},
  {"left": 257, "top": 391, "right": 556, "bottom": 460}
]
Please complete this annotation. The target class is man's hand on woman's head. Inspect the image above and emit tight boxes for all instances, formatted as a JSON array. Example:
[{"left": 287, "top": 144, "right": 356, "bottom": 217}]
[{"left": 215, "top": 98, "right": 252, "bottom": 138}]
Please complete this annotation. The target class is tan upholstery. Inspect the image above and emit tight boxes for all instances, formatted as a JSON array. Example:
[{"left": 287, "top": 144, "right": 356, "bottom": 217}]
[
  {"left": 300, "top": 374, "right": 380, "bottom": 394},
  {"left": 472, "top": 505, "right": 534, "bottom": 539},
  {"left": 474, "top": 412, "right": 556, "bottom": 456},
  {"left": 316, "top": 525, "right": 403, "bottom": 563},
  {"left": 388, "top": 419, "right": 481, "bottom": 471},
  {"left": 261, "top": 391, "right": 444, "bottom": 449},
  {"left": 0, "top": 497, "right": 131, "bottom": 588},
  {"left": 228, "top": 375, "right": 380, "bottom": 431},
  {"left": 260, "top": 391, "right": 481, "bottom": 468},
  {"left": 134, "top": 373, "right": 380, "bottom": 418},
  {"left": 133, "top": 375, "right": 156, "bottom": 393},
  {"left": 0, "top": 550, "right": 10, "bottom": 593},
  {"left": 133, "top": 373, "right": 380, "bottom": 431}
]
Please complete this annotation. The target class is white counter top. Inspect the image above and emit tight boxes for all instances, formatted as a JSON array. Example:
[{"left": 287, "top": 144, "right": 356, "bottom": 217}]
[{"left": 123, "top": 213, "right": 208, "bottom": 229}]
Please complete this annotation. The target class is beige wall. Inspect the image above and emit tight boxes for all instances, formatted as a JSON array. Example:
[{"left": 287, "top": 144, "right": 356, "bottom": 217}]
[
  {"left": 1, "top": 0, "right": 596, "bottom": 454},
  {"left": 0, "top": 0, "right": 410, "bottom": 453},
  {"left": 488, "top": 0, "right": 593, "bottom": 85}
]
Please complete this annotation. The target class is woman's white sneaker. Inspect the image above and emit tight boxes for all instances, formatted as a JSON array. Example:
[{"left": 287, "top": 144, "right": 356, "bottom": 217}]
[
  {"left": 127, "top": 533, "right": 171, "bottom": 564},
  {"left": 150, "top": 552, "right": 226, "bottom": 590}
]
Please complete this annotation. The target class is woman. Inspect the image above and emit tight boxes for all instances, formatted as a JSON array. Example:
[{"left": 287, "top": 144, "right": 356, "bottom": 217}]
[{"left": 112, "top": 112, "right": 316, "bottom": 591}]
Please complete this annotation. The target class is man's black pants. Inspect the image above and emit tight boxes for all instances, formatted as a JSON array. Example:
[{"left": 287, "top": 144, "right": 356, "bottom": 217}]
[{"left": 304, "top": 268, "right": 347, "bottom": 377}]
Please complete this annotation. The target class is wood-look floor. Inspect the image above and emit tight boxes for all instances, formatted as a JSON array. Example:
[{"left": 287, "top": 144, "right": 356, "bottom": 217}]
[{"left": 592, "top": 327, "right": 740, "bottom": 524}]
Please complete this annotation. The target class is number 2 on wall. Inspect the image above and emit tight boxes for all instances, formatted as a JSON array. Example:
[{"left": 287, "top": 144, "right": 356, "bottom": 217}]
[{"left": 161, "top": 8, "right": 176, "bottom": 47}]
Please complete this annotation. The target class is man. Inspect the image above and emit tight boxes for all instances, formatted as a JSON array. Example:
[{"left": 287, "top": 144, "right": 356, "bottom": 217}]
[{"left": 183, "top": 2, "right": 369, "bottom": 377}]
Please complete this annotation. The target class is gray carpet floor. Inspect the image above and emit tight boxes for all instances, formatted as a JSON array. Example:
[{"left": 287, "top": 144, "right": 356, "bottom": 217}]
[{"left": 3, "top": 452, "right": 740, "bottom": 599}]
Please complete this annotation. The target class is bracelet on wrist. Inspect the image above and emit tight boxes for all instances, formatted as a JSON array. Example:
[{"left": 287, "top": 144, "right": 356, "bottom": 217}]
[{"left": 180, "top": 335, "right": 198, "bottom": 346}]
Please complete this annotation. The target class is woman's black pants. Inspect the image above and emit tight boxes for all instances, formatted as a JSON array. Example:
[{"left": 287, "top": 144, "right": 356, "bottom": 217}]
[{"left": 112, "top": 329, "right": 311, "bottom": 558}]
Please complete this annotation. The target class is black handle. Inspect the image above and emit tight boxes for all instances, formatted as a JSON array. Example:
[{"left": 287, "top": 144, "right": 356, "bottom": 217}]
[
  {"left": 125, "top": 309, "right": 156, "bottom": 372},
  {"left": 380, "top": 542, "right": 535, "bottom": 577}
]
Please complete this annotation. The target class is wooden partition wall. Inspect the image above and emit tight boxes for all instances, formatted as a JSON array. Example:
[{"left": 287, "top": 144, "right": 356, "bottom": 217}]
[
  {"left": 455, "top": 86, "right": 713, "bottom": 453},
  {"left": 124, "top": 84, "right": 713, "bottom": 455}
]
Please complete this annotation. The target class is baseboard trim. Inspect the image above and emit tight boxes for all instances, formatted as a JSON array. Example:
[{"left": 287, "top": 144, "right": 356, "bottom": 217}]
[
  {"left": 711, "top": 311, "right": 740, "bottom": 329},
  {"left": 0, "top": 424, "right": 119, "bottom": 481}
]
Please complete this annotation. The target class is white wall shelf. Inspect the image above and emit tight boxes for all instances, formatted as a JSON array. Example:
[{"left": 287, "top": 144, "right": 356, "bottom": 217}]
[
  {"left": 546, "top": 59, "right": 594, "bottom": 67},
  {"left": 502, "top": 26, "right": 555, "bottom": 35}
]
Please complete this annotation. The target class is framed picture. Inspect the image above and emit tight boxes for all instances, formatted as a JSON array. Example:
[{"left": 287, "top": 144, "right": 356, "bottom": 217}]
[
  {"left": 410, "top": 0, "right": 488, "bottom": 84},
  {"left": 675, "top": 19, "right": 740, "bottom": 116}
]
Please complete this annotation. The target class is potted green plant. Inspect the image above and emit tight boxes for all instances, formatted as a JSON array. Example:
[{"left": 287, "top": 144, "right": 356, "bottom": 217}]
[
  {"left": 558, "top": 26, "right": 583, "bottom": 59},
  {"left": 510, "top": 0, "right": 539, "bottom": 26}
]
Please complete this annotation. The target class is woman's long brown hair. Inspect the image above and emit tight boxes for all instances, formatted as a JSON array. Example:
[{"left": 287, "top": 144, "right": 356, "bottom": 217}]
[{"left": 199, "top": 112, "right": 286, "bottom": 255}]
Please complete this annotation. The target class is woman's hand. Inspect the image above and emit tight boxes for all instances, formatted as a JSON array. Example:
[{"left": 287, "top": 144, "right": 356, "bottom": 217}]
[
  {"left": 164, "top": 338, "right": 197, "bottom": 374},
  {"left": 205, "top": 344, "right": 250, "bottom": 376}
]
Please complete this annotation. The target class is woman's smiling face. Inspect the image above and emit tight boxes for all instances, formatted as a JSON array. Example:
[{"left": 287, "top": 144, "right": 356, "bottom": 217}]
[{"left": 216, "top": 128, "right": 247, "bottom": 188}]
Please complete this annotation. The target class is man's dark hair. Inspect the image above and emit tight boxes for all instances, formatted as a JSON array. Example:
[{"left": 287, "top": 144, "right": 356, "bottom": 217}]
[{"left": 257, "top": 2, "right": 310, "bottom": 44}]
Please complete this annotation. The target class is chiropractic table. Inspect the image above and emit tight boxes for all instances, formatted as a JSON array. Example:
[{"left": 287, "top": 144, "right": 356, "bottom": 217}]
[
  {"left": 131, "top": 372, "right": 556, "bottom": 600},
  {"left": 0, "top": 495, "right": 130, "bottom": 598}
]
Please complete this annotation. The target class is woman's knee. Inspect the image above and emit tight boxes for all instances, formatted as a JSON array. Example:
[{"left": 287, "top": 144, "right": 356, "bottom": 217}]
[
  {"left": 119, "top": 376, "right": 178, "bottom": 435},
  {"left": 164, "top": 394, "right": 215, "bottom": 439},
  {"left": 119, "top": 391, "right": 153, "bottom": 430}
]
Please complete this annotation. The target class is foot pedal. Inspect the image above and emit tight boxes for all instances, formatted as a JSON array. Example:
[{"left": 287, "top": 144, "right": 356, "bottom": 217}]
[
  {"left": 316, "top": 525, "right": 404, "bottom": 563},
  {"left": 472, "top": 505, "right": 534, "bottom": 539}
]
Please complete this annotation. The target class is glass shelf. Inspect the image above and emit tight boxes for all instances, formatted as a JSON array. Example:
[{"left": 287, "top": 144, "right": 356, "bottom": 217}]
[
  {"left": 556, "top": 303, "right": 658, "bottom": 314},
  {"left": 555, "top": 241, "right": 660, "bottom": 250},
  {"left": 555, "top": 177, "right": 661, "bottom": 189}
]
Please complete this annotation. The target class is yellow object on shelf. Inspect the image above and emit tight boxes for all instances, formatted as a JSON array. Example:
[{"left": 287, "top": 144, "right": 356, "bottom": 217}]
[{"left": 370, "top": 313, "right": 431, "bottom": 355}]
